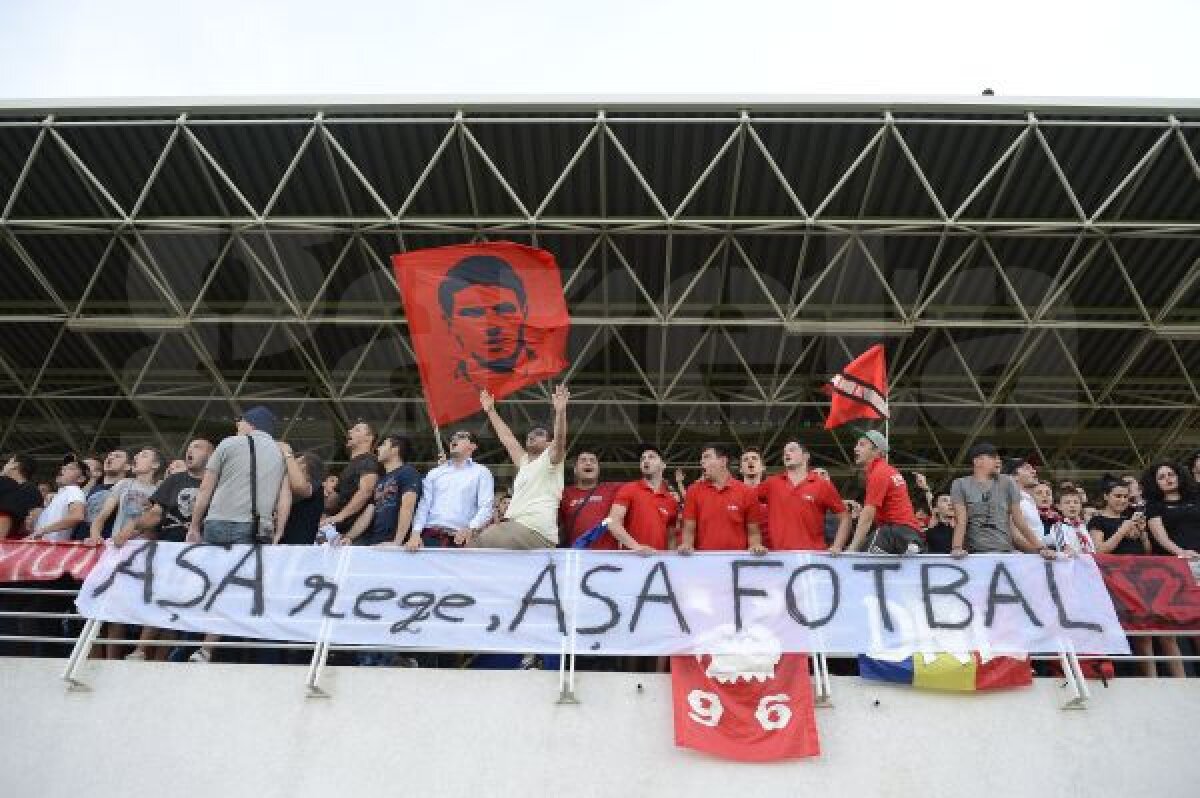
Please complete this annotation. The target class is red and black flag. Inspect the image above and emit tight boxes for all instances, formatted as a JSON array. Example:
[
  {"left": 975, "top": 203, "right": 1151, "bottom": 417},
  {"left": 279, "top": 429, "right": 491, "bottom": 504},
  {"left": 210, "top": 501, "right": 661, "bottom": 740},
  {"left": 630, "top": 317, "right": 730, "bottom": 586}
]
[
  {"left": 392, "top": 242, "right": 570, "bottom": 426},
  {"left": 824, "top": 344, "right": 889, "bottom": 430}
]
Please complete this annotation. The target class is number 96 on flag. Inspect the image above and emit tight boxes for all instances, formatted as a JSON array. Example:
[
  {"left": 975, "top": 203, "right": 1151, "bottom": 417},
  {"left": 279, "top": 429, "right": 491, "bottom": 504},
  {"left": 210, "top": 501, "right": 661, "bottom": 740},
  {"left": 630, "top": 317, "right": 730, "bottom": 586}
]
[{"left": 671, "top": 653, "right": 821, "bottom": 762}]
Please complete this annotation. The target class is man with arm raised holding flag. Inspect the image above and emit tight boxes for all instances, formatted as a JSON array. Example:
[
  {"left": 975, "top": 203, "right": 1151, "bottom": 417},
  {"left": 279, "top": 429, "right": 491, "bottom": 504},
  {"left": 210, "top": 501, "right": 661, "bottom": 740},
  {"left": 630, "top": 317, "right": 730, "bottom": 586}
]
[{"left": 468, "top": 385, "right": 569, "bottom": 550}]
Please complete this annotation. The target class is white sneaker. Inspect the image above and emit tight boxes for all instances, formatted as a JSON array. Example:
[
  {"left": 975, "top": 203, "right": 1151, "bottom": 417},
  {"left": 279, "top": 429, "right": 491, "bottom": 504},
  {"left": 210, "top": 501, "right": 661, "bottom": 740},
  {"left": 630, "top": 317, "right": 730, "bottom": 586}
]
[
  {"left": 904, "top": 543, "right": 921, "bottom": 556},
  {"left": 188, "top": 649, "right": 212, "bottom": 663},
  {"left": 125, "top": 650, "right": 146, "bottom": 661}
]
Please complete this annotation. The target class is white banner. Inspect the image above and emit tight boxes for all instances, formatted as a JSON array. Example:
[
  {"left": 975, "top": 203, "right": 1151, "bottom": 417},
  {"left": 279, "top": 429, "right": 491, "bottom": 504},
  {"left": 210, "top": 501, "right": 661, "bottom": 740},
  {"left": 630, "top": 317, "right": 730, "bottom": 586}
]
[{"left": 75, "top": 542, "right": 1130, "bottom": 656}]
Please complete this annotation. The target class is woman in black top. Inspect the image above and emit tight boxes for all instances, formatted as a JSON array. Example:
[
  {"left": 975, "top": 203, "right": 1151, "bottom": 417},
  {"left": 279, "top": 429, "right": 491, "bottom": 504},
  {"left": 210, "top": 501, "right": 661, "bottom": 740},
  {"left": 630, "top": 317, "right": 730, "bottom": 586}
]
[
  {"left": 1088, "top": 476, "right": 1151, "bottom": 556},
  {"left": 1138, "top": 462, "right": 1197, "bottom": 678},
  {"left": 1089, "top": 476, "right": 1155, "bottom": 676},
  {"left": 1141, "top": 462, "right": 1200, "bottom": 558}
]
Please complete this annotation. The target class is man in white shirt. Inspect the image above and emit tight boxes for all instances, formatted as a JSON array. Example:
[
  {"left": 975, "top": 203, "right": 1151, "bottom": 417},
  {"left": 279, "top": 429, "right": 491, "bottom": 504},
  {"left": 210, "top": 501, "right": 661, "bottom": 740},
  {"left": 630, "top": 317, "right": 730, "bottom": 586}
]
[
  {"left": 469, "top": 384, "right": 568, "bottom": 549},
  {"left": 29, "top": 461, "right": 86, "bottom": 542},
  {"left": 1003, "top": 456, "right": 1045, "bottom": 542},
  {"left": 411, "top": 430, "right": 495, "bottom": 549}
]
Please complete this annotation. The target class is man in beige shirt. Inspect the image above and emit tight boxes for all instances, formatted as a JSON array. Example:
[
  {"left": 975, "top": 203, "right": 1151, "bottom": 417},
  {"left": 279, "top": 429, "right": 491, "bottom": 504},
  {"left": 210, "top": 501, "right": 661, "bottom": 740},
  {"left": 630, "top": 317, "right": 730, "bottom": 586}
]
[{"left": 468, "top": 384, "right": 568, "bottom": 549}]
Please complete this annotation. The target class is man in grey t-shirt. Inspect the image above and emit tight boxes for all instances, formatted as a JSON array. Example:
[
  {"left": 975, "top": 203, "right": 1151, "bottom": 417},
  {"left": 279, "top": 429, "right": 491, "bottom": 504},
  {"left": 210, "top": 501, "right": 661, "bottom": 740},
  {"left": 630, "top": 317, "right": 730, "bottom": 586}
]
[
  {"left": 187, "top": 406, "right": 290, "bottom": 546},
  {"left": 950, "top": 442, "right": 1051, "bottom": 558},
  {"left": 185, "top": 406, "right": 290, "bottom": 664}
]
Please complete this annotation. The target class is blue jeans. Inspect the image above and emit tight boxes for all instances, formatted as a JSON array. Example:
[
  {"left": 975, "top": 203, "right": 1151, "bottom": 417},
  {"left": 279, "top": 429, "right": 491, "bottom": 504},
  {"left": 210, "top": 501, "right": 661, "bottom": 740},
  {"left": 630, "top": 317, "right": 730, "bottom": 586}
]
[
  {"left": 421, "top": 528, "right": 463, "bottom": 548},
  {"left": 203, "top": 520, "right": 256, "bottom": 545}
]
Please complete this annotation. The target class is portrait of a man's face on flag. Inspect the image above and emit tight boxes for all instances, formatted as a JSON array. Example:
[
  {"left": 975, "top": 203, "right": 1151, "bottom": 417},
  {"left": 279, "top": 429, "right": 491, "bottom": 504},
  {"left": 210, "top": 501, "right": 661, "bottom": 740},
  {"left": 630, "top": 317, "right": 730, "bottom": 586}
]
[{"left": 393, "top": 242, "right": 570, "bottom": 425}]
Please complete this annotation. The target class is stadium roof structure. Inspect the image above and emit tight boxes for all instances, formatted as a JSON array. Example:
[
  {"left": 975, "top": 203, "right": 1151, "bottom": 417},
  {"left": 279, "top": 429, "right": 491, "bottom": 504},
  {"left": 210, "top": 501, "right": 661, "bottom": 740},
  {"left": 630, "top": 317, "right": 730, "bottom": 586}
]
[{"left": 0, "top": 95, "right": 1198, "bottom": 478}]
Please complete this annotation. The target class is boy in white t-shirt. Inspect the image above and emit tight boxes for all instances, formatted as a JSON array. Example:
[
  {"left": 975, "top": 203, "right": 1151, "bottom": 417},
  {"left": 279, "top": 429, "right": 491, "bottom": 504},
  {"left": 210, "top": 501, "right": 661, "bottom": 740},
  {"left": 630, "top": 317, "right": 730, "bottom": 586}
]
[{"left": 28, "top": 461, "right": 86, "bottom": 542}]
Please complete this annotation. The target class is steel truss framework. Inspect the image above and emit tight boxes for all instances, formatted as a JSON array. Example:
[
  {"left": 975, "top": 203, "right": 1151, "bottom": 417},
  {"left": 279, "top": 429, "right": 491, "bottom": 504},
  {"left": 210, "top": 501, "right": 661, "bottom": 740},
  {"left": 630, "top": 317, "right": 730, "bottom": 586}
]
[{"left": 0, "top": 98, "right": 1198, "bottom": 481}]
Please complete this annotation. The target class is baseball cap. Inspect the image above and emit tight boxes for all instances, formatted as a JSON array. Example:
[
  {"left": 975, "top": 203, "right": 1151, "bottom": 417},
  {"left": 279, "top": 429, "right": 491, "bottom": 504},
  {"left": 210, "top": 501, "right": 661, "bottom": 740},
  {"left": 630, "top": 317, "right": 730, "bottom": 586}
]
[
  {"left": 861, "top": 430, "right": 889, "bottom": 453},
  {"left": 241, "top": 406, "right": 278, "bottom": 437},
  {"left": 968, "top": 441, "right": 999, "bottom": 461}
]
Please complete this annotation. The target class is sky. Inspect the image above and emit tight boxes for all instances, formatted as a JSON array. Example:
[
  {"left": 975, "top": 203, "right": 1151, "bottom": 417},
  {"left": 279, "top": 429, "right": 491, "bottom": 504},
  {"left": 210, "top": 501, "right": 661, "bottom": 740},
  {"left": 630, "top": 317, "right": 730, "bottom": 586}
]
[{"left": 0, "top": 0, "right": 1196, "bottom": 100}]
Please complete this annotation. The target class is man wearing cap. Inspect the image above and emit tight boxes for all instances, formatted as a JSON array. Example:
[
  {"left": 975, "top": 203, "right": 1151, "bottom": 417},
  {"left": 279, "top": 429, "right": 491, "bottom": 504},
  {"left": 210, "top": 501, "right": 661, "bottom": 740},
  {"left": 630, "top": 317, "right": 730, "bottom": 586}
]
[
  {"left": 185, "top": 406, "right": 290, "bottom": 664},
  {"left": 606, "top": 444, "right": 679, "bottom": 554},
  {"left": 411, "top": 429, "right": 495, "bottom": 549},
  {"left": 187, "top": 406, "right": 289, "bottom": 547},
  {"left": 950, "top": 443, "right": 1051, "bottom": 558},
  {"left": 833, "top": 430, "right": 925, "bottom": 555}
]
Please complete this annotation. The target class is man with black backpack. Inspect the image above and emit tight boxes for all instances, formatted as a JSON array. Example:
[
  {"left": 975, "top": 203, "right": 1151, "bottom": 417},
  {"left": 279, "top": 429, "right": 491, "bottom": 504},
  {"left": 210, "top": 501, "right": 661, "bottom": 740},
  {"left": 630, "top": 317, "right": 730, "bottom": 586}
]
[{"left": 185, "top": 406, "right": 290, "bottom": 663}]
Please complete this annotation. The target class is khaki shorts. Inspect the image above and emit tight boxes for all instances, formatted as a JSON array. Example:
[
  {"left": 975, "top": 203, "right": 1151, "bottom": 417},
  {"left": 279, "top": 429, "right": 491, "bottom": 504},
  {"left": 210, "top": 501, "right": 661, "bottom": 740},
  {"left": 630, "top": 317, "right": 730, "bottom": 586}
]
[{"left": 469, "top": 520, "right": 554, "bottom": 550}]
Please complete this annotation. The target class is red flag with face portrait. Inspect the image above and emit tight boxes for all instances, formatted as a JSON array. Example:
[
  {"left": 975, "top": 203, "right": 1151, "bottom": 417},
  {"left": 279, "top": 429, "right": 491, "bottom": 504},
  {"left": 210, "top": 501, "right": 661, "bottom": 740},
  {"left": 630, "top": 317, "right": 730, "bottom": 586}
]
[{"left": 393, "top": 242, "right": 570, "bottom": 426}]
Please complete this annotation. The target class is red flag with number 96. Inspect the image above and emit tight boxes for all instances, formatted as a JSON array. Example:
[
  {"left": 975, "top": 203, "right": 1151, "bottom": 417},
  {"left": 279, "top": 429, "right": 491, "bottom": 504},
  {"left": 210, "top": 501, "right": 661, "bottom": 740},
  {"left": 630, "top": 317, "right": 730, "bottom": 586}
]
[{"left": 671, "top": 653, "right": 820, "bottom": 761}]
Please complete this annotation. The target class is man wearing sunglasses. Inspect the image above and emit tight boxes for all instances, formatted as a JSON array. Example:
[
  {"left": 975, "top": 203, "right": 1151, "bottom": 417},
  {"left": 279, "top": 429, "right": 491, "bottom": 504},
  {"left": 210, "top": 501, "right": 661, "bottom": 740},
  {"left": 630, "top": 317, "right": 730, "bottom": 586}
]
[
  {"left": 950, "top": 442, "right": 1052, "bottom": 559},
  {"left": 410, "top": 430, "right": 495, "bottom": 549}
]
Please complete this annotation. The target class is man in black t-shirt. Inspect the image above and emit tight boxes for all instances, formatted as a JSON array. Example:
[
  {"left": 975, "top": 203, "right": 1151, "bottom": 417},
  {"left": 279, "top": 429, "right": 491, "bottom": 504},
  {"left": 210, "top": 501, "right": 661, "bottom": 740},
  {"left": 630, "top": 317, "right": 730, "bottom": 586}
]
[
  {"left": 343, "top": 434, "right": 422, "bottom": 547},
  {"left": 925, "top": 493, "right": 956, "bottom": 554},
  {"left": 326, "top": 421, "right": 381, "bottom": 537},
  {"left": 0, "top": 455, "right": 41, "bottom": 538},
  {"left": 151, "top": 439, "right": 214, "bottom": 543},
  {"left": 122, "top": 439, "right": 214, "bottom": 661}
]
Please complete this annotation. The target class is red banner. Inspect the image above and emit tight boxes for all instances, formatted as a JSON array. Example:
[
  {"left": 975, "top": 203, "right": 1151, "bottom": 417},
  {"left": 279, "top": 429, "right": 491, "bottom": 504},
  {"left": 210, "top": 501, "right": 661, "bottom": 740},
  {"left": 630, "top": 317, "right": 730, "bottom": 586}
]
[
  {"left": 393, "top": 242, "right": 570, "bottom": 426},
  {"left": 671, "top": 652, "right": 819, "bottom": 762},
  {"left": 1095, "top": 554, "right": 1200, "bottom": 631},
  {"left": 825, "top": 344, "right": 889, "bottom": 430},
  {"left": 0, "top": 541, "right": 103, "bottom": 583}
]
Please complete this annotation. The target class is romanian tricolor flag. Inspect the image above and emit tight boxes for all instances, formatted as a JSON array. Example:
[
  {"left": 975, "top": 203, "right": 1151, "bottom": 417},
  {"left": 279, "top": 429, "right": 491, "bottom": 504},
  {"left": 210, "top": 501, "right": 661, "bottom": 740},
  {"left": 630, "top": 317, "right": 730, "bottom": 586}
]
[{"left": 858, "top": 653, "right": 1033, "bottom": 692}]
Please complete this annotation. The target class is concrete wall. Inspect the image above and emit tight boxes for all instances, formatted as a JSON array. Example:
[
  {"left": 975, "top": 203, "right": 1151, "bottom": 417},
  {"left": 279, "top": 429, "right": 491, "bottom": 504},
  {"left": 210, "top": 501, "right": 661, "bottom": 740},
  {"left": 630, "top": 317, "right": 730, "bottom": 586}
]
[{"left": 1, "top": 658, "right": 1195, "bottom": 798}]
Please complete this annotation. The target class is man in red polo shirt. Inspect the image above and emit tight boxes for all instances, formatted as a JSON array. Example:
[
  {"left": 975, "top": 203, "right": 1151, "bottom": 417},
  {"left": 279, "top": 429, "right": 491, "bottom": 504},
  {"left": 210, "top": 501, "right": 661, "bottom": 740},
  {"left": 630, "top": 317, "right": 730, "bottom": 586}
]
[
  {"left": 607, "top": 444, "right": 679, "bottom": 553},
  {"left": 678, "top": 443, "right": 766, "bottom": 554},
  {"left": 832, "top": 430, "right": 925, "bottom": 555},
  {"left": 758, "top": 440, "right": 851, "bottom": 550},
  {"left": 739, "top": 447, "right": 770, "bottom": 540},
  {"left": 558, "top": 450, "right": 622, "bottom": 549}
]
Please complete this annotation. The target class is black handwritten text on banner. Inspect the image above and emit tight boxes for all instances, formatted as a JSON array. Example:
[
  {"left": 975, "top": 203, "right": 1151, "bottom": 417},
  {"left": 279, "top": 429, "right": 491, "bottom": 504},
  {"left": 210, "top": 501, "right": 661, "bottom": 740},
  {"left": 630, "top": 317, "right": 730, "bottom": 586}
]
[{"left": 76, "top": 544, "right": 1130, "bottom": 656}]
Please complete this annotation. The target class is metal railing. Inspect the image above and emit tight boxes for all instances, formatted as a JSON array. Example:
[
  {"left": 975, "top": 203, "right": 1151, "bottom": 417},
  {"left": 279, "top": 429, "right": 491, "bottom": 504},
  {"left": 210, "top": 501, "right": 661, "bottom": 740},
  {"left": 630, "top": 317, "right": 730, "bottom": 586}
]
[{"left": 0, "top": 582, "right": 1195, "bottom": 710}]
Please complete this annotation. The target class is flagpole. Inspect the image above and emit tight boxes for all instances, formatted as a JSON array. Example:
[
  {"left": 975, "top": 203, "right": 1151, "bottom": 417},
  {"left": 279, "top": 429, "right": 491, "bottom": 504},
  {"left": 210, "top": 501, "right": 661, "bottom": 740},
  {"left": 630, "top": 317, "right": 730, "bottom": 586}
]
[
  {"left": 432, "top": 420, "right": 445, "bottom": 461},
  {"left": 423, "top": 397, "right": 445, "bottom": 463}
]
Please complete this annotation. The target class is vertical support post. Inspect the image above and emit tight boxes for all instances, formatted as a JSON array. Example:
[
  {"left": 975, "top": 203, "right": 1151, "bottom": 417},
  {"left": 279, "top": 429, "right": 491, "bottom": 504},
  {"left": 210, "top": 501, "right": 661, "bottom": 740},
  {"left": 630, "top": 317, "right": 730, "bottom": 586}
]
[
  {"left": 557, "top": 550, "right": 581, "bottom": 704},
  {"left": 1064, "top": 640, "right": 1091, "bottom": 703},
  {"left": 305, "top": 640, "right": 331, "bottom": 698},
  {"left": 305, "top": 545, "right": 352, "bottom": 698},
  {"left": 1058, "top": 641, "right": 1088, "bottom": 710},
  {"left": 813, "top": 651, "right": 833, "bottom": 707},
  {"left": 62, "top": 617, "right": 101, "bottom": 691}
]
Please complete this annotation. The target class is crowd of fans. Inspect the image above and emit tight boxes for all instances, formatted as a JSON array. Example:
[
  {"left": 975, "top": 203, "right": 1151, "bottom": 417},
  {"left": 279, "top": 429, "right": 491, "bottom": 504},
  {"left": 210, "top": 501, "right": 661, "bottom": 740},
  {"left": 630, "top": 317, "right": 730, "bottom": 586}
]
[{"left": 1, "top": 386, "right": 1198, "bottom": 676}]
